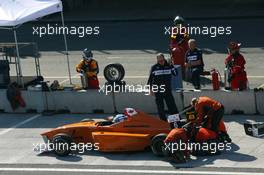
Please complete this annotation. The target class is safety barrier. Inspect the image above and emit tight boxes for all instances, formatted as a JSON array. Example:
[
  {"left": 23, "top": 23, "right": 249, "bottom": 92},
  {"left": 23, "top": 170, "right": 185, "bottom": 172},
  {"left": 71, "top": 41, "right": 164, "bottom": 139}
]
[
  {"left": 45, "top": 90, "right": 114, "bottom": 113},
  {"left": 0, "top": 89, "right": 263, "bottom": 114},
  {"left": 183, "top": 90, "right": 257, "bottom": 114},
  {"left": 114, "top": 91, "right": 184, "bottom": 114},
  {"left": 255, "top": 92, "right": 264, "bottom": 114},
  {"left": 0, "top": 90, "right": 45, "bottom": 113}
]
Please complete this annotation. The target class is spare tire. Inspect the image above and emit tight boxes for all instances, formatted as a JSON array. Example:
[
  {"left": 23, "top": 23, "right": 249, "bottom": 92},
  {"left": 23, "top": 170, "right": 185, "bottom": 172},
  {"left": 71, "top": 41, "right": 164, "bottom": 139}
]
[
  {"left": 104, "top": 63, "right": 125, "bottom": 83},
  {"left": 151, "top": 133, "right": 167, "bottom": 157}
]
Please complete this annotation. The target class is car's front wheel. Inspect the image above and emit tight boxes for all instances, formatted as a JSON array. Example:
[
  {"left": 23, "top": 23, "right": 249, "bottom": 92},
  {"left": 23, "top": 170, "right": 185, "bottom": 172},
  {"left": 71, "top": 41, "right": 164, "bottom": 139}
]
[{"left": 51, "top": 134, "right": 73, "bottom": 156}]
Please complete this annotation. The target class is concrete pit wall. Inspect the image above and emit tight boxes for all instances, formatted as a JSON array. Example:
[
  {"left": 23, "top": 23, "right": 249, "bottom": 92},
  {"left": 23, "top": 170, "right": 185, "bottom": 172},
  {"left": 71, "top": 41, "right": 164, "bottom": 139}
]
[
  {"left": 183, "top": 90, "right": 257, "bottom": 114},
  {"left": 0, "top": 90, "right": 263, "bottom": 115},
  {"left": 255, "top": 92, "right": 264, "bottom": 114}
]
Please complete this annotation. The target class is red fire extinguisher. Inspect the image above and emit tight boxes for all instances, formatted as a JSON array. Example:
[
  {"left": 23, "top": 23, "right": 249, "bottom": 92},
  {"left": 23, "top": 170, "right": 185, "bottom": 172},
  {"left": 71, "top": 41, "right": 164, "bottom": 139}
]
[{"left": 211, "top": 68, "right": 221, "bottom": 90}]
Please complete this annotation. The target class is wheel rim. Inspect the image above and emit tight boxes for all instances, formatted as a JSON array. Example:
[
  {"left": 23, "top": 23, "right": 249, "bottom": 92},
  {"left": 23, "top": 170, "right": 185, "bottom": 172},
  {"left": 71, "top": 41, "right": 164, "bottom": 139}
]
[
  {"left": 53, "top": 138, "right": 69, "bottom": 155},
  {"left": 106, "top": 67, "right": 120, "bottom": 81}
]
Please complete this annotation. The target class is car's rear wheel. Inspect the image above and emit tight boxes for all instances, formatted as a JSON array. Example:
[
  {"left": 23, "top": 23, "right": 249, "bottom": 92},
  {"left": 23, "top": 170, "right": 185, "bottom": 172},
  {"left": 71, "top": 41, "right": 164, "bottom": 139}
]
[
  {"left": 151, "top": 134, "right": 167, "bottom": 157},
  {"left": 52, "top": 134, "right": 72, "bottom": 156}
]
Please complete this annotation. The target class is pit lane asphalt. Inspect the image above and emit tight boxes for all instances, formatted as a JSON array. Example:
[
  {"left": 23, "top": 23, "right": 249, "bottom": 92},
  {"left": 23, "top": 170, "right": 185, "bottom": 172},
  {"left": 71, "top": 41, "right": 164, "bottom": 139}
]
[
  {"left": 0, "top": 113, "right": 264, "bottom": 174},
  {"left": 0, "top": 165, "right": 264, "bottom": 175}
]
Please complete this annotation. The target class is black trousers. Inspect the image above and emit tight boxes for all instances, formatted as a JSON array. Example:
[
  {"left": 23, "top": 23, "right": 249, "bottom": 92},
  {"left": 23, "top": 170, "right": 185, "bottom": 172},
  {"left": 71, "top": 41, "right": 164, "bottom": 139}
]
[
  {"left": 155, "top": 91, "right": 179, "bottom": 121},
  {"left": 211, "top": 106, "right": 225, "bottom": 132},
  {"left": 191, "top": 67, "right": 202, "bottom": 89}
]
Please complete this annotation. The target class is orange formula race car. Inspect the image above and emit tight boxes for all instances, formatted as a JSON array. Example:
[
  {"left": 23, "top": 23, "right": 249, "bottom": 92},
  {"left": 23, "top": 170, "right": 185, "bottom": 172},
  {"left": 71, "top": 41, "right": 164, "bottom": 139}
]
[{"left": 40, "top": 108, "right": 171, "bottom": 156}]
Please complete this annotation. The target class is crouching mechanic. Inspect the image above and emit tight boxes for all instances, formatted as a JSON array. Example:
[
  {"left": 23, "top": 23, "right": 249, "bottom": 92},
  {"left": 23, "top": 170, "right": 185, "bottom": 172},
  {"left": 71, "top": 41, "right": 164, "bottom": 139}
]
[
  {"left": 162, "top": 99, "right": 231, "bottom": 162},
  {"left": 225, "top": 41, "right": 248, "bottom": 90},
  {"left": 191, "top": 97, "right": 225, "bottom": 133},
  {"left": 76, "top": 49, "right": 99, "bottom": 89},
  {"left": 163, "top": 120, "right": 230, "bottom": 162},
  {"left": 147, "top": 53, "right": 179, "bottom": 121}
]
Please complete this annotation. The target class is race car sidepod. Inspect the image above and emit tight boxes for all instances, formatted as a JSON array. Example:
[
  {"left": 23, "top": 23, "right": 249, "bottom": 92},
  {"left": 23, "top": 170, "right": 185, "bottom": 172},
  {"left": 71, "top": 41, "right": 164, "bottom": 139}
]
[{"left": 92, "top": 132, "right": 150, "bottom": 152}]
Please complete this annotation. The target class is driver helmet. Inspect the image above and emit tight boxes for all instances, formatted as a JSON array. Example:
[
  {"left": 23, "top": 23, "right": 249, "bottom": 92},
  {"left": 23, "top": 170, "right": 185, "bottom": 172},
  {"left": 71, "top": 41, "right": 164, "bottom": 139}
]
[
  {"left": 113, "top": 114, "right": 128, "bottom": 123},
  {"left": 174, "top": 16, "right": 185, "bottom": 26},
  {"left": 83, "top": 48, "right": 93, "bottom": 61}
]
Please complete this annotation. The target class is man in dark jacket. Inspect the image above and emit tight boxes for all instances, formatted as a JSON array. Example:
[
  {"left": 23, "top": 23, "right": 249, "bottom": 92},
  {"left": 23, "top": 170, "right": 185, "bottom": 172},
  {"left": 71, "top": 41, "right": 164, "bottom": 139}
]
[
  {"left": 185, "top": 39, "right": 204, "bottom": 89},
  {"left": 147, "top": 53, "right": 179, "bottom": 121}
]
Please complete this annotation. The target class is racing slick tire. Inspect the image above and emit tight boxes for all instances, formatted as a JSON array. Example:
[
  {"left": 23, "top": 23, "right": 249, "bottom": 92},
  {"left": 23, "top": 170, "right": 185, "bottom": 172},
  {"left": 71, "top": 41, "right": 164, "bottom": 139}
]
[
  {"left": 151, "top": 133, "right": 167, "bottom": 157},
  {"left": 170, "top": 148, "right": 187, "bottom": 163},
  {"left": 52, "top": 134, "right": 73, "bottom": 157},
  {"left": 104, "top": 63, "right": 125, "bottom": 83}
]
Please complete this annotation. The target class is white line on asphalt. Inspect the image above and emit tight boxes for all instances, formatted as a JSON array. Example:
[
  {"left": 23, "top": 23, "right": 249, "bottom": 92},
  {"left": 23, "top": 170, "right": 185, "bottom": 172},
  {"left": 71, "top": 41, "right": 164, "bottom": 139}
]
[
  {"left": 59, "top": 74, "right": 79, "bottom": 84},
  {"left": 202, "top": 75, "right": 264, "bottom": 79},
  {"left": 0, "top": 168, "right": 262, "bottom": 175},
  {"left": 45, "top": 75, "right": 264, "bottom": 79},
  {"left": 107, "top": 56, "right": 121, "bottom": 59},
  {"left": 0, "top": 114, "right": 41, "bottom": 136},
  {"left": 44, "top": 76, "right": 148, "bottom": 79},
  {"left": 97, "top": 76, "right": 148, "bottom": 79}
]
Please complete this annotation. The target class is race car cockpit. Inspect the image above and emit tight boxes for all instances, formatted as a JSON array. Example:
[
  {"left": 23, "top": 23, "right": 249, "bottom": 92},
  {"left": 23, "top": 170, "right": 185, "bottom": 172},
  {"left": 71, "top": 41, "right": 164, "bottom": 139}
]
[{"left": 96, "top": 108, "right": 137, "bottom": 126}]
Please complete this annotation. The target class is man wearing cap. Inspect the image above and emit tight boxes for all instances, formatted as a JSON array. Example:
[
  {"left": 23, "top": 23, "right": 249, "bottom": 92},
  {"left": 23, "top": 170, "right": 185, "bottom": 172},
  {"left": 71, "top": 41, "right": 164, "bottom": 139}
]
[
  {"left": 76, "top": 49, "right": 99, "bottom": 89},
  {"left": 225, "top": 42, "right": 248, "bottom": 90}
]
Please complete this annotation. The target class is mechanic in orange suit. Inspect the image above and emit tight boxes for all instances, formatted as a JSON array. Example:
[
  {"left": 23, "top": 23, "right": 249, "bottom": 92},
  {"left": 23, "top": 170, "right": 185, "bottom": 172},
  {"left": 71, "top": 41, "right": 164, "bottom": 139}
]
[
  {"left": 76, "top": 49, "right": 99, "bottom": 89},
  {"left": 191, "top": 97, "right": 224, "bottom": 132},
  {"left": 225, "top": 41, "right": 248, "bottom": 90},
  {"left": 163, "top": 97, "right": 231, "bottom": 161}
]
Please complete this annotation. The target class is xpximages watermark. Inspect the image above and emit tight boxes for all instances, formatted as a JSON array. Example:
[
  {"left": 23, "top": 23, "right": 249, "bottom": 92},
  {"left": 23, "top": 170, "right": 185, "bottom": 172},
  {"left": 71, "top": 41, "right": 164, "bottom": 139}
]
[{"left": 32, "top": 24, "right": 100, "bottom": 37}]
